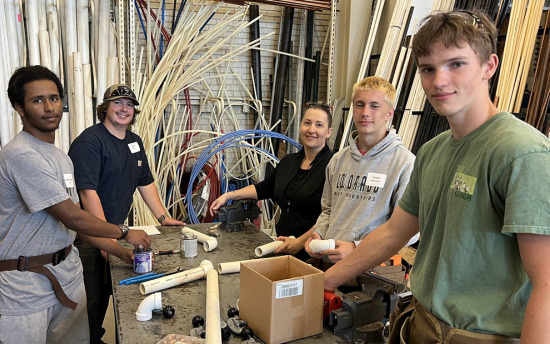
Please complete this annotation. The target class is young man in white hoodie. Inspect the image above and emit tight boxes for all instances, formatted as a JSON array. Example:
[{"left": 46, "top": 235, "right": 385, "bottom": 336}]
[{"left": 305, "top": 76, "right": 417, "bottom": 263}]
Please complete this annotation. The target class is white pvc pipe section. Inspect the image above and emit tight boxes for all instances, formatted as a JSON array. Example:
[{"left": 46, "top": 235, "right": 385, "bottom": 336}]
[
  {"left": 83, "top": 64, "right": 94, "bottom": 128},
  {"left": 76, "top": 0, "right": 89, "bottom": 64},
  {"left": 73, "top": 52, "right": 85, "bottom": 136},
  {"left": 217, "top": 260, "right": 254, "bottom": 275},
  {"left": 64, "top": 0, "right": 78, "bottom": 60},
  {"left": 96, "top": 0, "right": 109, "bottom": 100},
  {"left": 47, "top": 10, "right": 60, "bottom": 76},
  {"left": 39, "top": 30, "right": 52, "bottom": 69},
  {"left": 0, "top": 5, "right": 12, "bottom": 147},
  {"left": 37, "top": 0, "right": 47, "bottom": 33},
  {"left": 5, "top": 1, "right": 20, "bottom": 70},
  {"left": 26, "top": 0, "right": 40, "bottom": 65},
  {"left": 107, "top": 56, "right": 119, "bottom": 86},
  {"left": 59, "top": 111, "right": 70, "bottom": 153},
  {"left": 181, "top": 227, "right": 218, "bottom": 252},
  {"left": 255, "top": 236, "right": 295, "bottom": 257},
  {"left": 135, "top": 292, "right": 162, "bottom": 321},
  {"left": 140, "top": 260, "right": 214, "bottom": 295},
  {"left": 309, "top": 239, "right": 335, "bottom": 253},
  {"left": 205, "top": 269, "right": 222, "bottom": 344}
]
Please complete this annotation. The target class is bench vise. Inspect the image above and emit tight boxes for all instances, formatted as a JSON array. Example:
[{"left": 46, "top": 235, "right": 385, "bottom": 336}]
[{"left": 216, "top": 199, "right": 261, "bottom": 232}]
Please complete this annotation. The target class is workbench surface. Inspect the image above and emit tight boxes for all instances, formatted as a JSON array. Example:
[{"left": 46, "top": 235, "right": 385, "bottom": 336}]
[{"left": 110, "top": 223, "right": 345, "bottom": 344}]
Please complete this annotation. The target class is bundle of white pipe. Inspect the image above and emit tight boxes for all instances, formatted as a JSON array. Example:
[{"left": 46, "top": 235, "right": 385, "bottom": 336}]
[
  {"left": 205, "top": 269, "right": 222, "bottom": 344},
  {"left": 217, "top": 260, "right": 254, "bottom": 275},
  {"left": 140, "top": 260, "right": 213, "bottom": 295},
  {"left": 181, "top": 227, "right": 218, "bottom": 252},
  {"left": 254, "top": 236, "right": 295, "bottom": 257},
  {"left": 308, "top": 239, "right": 335, "bottom": 253},
  {"left": 135, "top": 292, "right": 162, "bottom": 321}
]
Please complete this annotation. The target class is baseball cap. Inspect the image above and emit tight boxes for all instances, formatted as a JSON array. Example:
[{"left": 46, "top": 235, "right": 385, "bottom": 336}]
[{"left": 103, "top": 84, "right": 139, "bottom": 105}]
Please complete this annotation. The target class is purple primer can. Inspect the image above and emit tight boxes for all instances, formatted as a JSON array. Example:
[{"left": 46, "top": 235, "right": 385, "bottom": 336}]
[{"left": 133, "top": 245, "right": 153, "bottom": 274}]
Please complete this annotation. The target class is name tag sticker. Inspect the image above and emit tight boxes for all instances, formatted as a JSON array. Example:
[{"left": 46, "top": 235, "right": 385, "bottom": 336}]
[
  {"left": 366, "top": 172, "right": 386, "bottom": 188},
  {"left": 275, "top": 279, "right": 303, "bottom": 299},
  {"left": 138, "top": 160, "right": 142, "bottom": 167},
  {"left": 63, "top": 174, "right": 75, "bottom": 188},
  {"left": 128, "top": 142, "right": 140, "bottom": 153}
]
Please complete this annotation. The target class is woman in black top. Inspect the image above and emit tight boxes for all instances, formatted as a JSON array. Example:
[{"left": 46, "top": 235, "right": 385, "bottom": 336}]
[{"left": 210, "top": 104, "right": 334, "bottom": 261}]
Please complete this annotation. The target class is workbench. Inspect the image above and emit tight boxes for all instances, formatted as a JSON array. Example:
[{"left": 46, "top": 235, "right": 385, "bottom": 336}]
[{"left": 110, "top": 223, "right": 345, "bottom": 344}]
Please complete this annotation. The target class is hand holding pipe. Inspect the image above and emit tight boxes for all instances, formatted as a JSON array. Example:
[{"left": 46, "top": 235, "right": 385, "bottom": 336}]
[
  {"left": 140, "top": 260, "right": 214, "bottom": 295},
  {"left": 308, "top": 239, "right": 335, "bottom": 253},
  {"left": 182, "top": 227, "right": 218, "bottom": 252},
  {"left": 255, "top": 236, "right": 295, "bottom": 257}
]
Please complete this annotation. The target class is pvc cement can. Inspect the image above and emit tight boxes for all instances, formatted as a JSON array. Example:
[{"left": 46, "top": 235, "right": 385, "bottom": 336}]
[
  {"left": 181, "top": 233, "right": 197, "bottom": 259},
  {"left": 133, "top": 245, "right": 153, "bottom": 274}
]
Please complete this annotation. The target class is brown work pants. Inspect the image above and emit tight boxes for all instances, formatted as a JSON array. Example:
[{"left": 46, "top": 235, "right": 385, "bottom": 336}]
[{"left": 388, "top": 298, "right": 520, "bottom": 344}]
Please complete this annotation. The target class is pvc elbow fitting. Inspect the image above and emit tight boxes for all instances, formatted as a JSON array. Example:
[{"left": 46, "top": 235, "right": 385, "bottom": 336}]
[
  {"left": 136, "top": 292, "right": 162, "bottom": 321},
  {"left": 309, "top": 239, "right": 335, "bottom": 253}
]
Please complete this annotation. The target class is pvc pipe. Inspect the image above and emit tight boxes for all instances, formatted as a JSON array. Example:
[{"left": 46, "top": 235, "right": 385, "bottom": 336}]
[
  {"left": 76, "top": 0, "right": 89, "bottom": 64},
  {"left": 136, "top": 292, "right": 162, "bottom": 321},
  {"left": 217, "top": 260, "right": 254, "bottom": 275},
  {"left": 107, "top": 56, "right": 119, "bottom": 86},
  {"left": 5, "top": 1, "right": 20, "bottom": 69},
  {"left": 39, "top": 30, "right": 52, "bottom": 70},
  {"left": 47, "top": 10, "right": 60, "bottom": 76},
  {"left": 83, "top": 64, "right": 94, "bottom": 128},
  {"left": 139, "top": 260, "right": 213, "bottom": 295},
  {"left": 73, "top": 52, "right": 85, "bottom": 136},
  {"left": 255, "top": 236, "right": 295, "bottom": 257},
  {"left": 309, "top": 239, "right": 335, "bottom": 253},
  {"left": 205, "top": 269, "right": 222, "bottom": 344},
  {"left": 97, "top": 0, "right": 109, "bottom": 100},
  {"left": 181, "top": 227, "right": 218, "bottom": 252},
  {"left": 26, "top": 0, "right": 40, "bottom": 65},
  {"left": 64, "top": 0, "right": 77, "bottom": 58},
  {"left": 0, "top": 7, "right": 12, "bottom": 147}
]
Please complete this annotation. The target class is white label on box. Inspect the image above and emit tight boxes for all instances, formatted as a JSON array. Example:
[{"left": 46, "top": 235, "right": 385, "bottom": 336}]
[{"left": 275, "top": 279, "right": 303, "bottom": 299}]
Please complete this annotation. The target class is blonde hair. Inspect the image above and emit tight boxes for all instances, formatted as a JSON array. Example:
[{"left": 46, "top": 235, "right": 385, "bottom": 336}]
[{"left": 352, "top": 76, "right": 397, "bottom": 108}]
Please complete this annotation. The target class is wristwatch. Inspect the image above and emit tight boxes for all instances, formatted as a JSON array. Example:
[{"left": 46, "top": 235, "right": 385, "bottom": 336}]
[
  {"left": 157, "top": 214, "right": 166, "bottom": 223},
  {"left": 118, "top": 224, "right": 129, "bottom": 240}
]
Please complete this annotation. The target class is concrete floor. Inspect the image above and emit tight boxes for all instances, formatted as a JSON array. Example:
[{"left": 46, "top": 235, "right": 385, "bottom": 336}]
[{"left": 103, "top": 297, "right": 116, "bottom": 344}]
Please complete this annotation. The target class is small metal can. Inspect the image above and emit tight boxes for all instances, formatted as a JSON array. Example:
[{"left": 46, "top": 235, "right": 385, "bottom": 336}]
[
  {"left": 181, "top": 233, "right": 197, "bottom": 259},
  {"left": 133, "top": 245, "right": 153, "bottom": 274}
]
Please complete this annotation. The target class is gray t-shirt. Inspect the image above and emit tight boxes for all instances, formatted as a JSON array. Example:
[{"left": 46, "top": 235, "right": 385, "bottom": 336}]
[{"left": 0, "top": 131, "right": 83, "bottom": 315}]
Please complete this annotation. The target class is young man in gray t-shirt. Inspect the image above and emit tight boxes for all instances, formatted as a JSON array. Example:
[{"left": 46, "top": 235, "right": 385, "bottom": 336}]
[{"left": 0, "top": 66, "right": 151, "bottom": 344}]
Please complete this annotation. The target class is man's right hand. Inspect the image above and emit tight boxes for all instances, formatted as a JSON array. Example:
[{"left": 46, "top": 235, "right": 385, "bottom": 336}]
[
  {"left": 209, "top": 194, "right": 229, "bottom": 216},
  {"left": 124, "top": 229, "right": 151, "bottom": 250},
  {"left": 305, "top": 232, "right": 324, "bottom": 258}
]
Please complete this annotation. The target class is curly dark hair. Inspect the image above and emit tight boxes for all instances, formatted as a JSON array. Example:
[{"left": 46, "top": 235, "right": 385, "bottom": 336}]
[{"left": 7, "top": 66, "right": 64, "bottom": 108}]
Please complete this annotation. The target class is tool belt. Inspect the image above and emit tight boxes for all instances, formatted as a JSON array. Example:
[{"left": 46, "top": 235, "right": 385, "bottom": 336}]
[
  {"left": 0, "top": 245, "right": 77, "bottom": 310},
  {"left": 389, "top": 297, "right": 520, "bottom": 344}
]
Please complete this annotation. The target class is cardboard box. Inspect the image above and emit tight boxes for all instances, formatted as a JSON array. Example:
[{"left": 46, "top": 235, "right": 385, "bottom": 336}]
[{"left": 239, "top": 256, "right": 324, "bottom": 344}]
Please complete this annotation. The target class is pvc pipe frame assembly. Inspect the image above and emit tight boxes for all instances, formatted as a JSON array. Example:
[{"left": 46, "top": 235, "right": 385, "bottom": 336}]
[
  {"left": 181, "top": 227, "right": 218, "bottom": 252},
  {"left": 135, "top": 292, "right": 162, "bottom": 321},
  {"left": 308, "top": 239, "right": 335, "bottom": 253},
  {"left": 254, "top": 236, "right": 295, "bottom": 257},
  {"left": 139, "top": 260, "right": 213, "bottom": 295}
]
